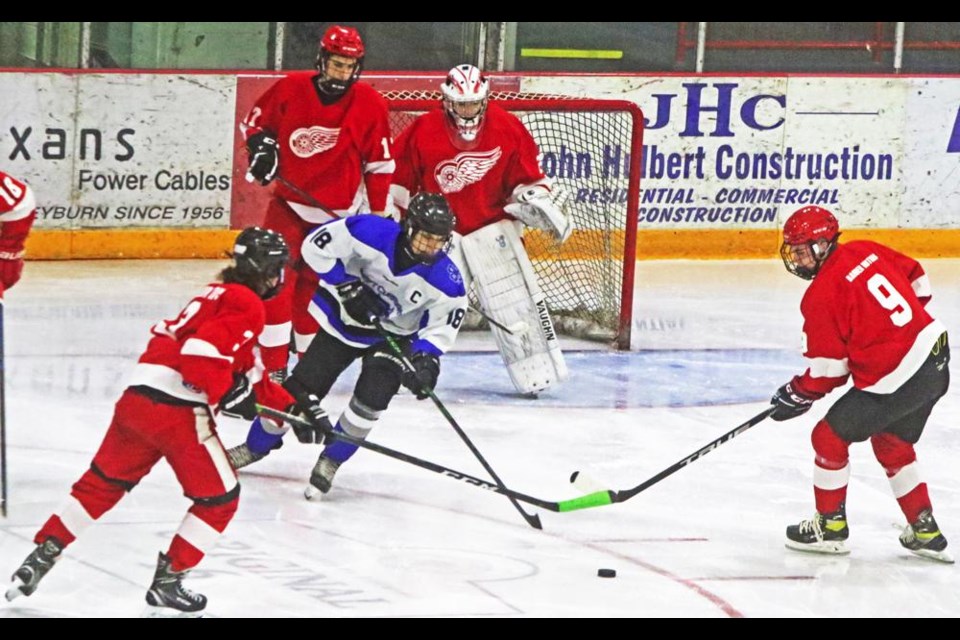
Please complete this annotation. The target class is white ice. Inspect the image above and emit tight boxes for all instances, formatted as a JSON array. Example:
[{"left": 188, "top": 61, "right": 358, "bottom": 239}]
[{"left": 1, "top": 258, "right": 959, "bottom": 618}]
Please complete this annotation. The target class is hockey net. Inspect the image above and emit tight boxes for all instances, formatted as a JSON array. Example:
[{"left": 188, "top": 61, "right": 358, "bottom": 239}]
[{"left": 384, "top": 92, "right": 643, "bottom": 349}]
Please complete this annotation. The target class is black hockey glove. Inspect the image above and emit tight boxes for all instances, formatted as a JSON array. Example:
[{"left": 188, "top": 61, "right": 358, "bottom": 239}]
[
  {"left": 338, "top": 281, "right": 388, "bottom": 325},
  {"left": 288, "top": 392, "right": 333, "bottom": 444},
  {"left": 246, "top": 131, "right": 279, "bottom": 185},
  {"left": 218, "top": 373, "right": 258, "bottom": 420},
  {"left": 401, "top": 352, "right": 440, "bottom": 400},
  {"left": 770, "top": 379, "right": 818, "bottom": 422}
]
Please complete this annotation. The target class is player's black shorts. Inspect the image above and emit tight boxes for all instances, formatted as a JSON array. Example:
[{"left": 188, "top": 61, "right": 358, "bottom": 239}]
[{"left": 825, "top": 332, "right": 950, "bottom": 443}]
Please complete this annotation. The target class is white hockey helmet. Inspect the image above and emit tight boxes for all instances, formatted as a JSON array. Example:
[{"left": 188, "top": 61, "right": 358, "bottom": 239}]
[{"left": 440, "top": 64, "right": 490, "bottom": 144}]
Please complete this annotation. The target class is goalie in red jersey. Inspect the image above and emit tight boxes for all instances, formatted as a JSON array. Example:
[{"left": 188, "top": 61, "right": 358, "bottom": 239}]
[
  {"left": 391, "top": 64, "right": 572, "bottom": 396},
  {"left": 240, "top": 24, "right": 395, "bottom": 384},
  {"left": 769, "top": 206, "right": 951, "bottom": 563},
  {"left": 5, "top": 228, "right": 298, "bottom": 616}
]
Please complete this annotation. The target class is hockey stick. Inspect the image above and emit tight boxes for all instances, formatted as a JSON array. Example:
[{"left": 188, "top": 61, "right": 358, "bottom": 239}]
[
  {"left": 256, "top": 404, "right": 614, "bottom": 514},
  {"left": 370, "top": 318, "right": 544, "bottom": 529},
  {"left": 570, "top": 407, "right": 776, "bottom": 504},
  {"left": 245, "top": 169, "right": 341, "bottom": 218},
  {"left": 0, "top": 300, "right": 6, "bottom": 517},
  {"left": 469, "top": 306, "right": 528, "bottom": 336}
]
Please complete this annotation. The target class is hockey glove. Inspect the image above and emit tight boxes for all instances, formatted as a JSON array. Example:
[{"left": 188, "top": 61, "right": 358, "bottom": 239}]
[
  {"left": 770, "top": 379, "right": 818, "bottom": 422},
  {"left": 288, "top": 392, "right": 333, "bottom": 444},
  {"left": 338, "top": 281, "right": 389, "bottom": 325},
  {"left": 401, "top": 352, "right": 440, "bottom": 400},
  {"left": 218, "top": 373, "right": 258, "bottom": 420},
  {"left": 246, "top": 131, "right": 279, "bottom": 185}
]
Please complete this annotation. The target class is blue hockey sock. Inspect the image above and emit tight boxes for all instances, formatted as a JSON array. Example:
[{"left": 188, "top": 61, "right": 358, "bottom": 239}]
[
  {"left": 322, "top": 424, "right": 360, "bottom": 463},
  {"left": 246, "top": 417, "right": 284, "bottom": 455}
]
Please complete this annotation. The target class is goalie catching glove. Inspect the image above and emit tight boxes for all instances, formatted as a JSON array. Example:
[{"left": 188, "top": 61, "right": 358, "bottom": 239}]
[
  {"left": 503, "top": 182, "right": 572, "bottom": 243},
  {"left": 218, "top": 373, "right": 258, "bottom": 420},
  {"left": 770, "top": 378, "right": 821, "bottom": 422},
  {"left": 401, "top": 352, "right": 440, "bottom": 400},
  {"left": 246, "top": 131, "right": 279, "bottom": 185}
]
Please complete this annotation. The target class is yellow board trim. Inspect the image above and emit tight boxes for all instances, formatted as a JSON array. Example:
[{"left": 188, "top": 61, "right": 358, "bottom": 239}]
[
  {"left": 520, "top": 48, "right": 623, "bottom": 60},
  {"left": 22, "top": 228, "right": 960, "bottom": 260}
]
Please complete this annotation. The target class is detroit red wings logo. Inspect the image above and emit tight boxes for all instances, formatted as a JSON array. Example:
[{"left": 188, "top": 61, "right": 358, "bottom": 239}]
[
  {"left": 289, "top": 126, "right": 340, "bottom": 158},
  {"left": 434, "top": 147, "right": 502, "bottom": 194}
]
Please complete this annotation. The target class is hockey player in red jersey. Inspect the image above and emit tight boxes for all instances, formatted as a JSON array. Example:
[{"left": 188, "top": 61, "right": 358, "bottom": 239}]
[
  {"left": 241, "top": 24, "right": 395, "bottom": 383},
  {"left": 5, "top": 228, "right": 296, "bottom": 616},
  {"left": 390, "top": 64, "right": 571, "bottom": 395},
  {"left": 0, "top": 171, "right": 38, "bottom": 298},
  {"left": 769, "top": 206, "right": 951, "bottom": 563}
]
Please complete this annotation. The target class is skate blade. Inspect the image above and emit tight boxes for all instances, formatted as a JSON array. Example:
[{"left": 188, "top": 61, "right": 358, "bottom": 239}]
[
  {"left": 5, "top": 578, "right": 26, "bottom": 602},
  {"left": 907, "top": 548, "right": 955, "bottom": 564},
  {"left": 141, "top": 604, "right": 205, "bottom": 618},
  {"left": 785, "top": 540, "right": 850, "bottom": 555},
  {"left": 304, "top": 484, "right": 324, "bottom": 501}
]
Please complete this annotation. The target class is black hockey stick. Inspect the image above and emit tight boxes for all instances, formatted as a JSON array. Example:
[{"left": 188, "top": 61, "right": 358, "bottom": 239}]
[
  {"left": 371, "top": 318, "right": 544, "bottom": 529},
  {"left": 256, "top": 404, "right": 614, "bottom": 514},
  {"left": 571, "top": 407, "right": 776, "bottom": 504},
  {"left": 469, "top": 306, "right": 528, "bottom": 336},
  {"left": 0, "top": 301, "right": 6, "bottom": 517}
]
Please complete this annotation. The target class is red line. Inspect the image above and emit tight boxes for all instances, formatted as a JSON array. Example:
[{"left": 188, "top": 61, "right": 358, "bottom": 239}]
[{"left": 690, "top": 575, "right": 816, "bottom": 582}]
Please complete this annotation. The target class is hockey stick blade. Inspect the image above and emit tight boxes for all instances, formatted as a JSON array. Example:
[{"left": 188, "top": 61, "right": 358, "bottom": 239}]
[
  {"left": 569, "top": 407, "right": 776, "bottom": 504},
  {"left": 370, "top": 319, "right": 544, "bottom": 530},
  {"left": 256, "top": 404, "right": 615, "bottom": 516}
]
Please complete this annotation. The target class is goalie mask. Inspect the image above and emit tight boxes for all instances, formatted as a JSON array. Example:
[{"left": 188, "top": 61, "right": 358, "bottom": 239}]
[
  {"left": 401, "top": 192, "right": 457, "bottom": 265},
  {"left": 440, "top": 64, "right": 490, "bottom": 147},
  {"left": 315, "top": 25, "right": 365, "bottom": 99},
  {"left": 232, "top": 227, "right": 290, "bottom": 299},
  {"left": 780, "top": 206, "right": 841, "bottom": 280}
]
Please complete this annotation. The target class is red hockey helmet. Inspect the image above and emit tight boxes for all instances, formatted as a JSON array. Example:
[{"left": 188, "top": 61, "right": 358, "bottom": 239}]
[
  {"left": 780, "top": 206, "right": 841, "bottom": 280},
  {"left": 321, "top": 25, "right": 365, "bottom": 58},
  {"left": 440, "top": 64, "right": 490, "bottom": 147},
  {"left": 315, "top": 25, "right": 365, "bottom": 98}
]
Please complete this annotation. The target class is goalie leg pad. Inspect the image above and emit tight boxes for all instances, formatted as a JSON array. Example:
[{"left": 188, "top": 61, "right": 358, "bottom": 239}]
[{"left": 461, "top": 220, "right": 568, "bottom": 395}]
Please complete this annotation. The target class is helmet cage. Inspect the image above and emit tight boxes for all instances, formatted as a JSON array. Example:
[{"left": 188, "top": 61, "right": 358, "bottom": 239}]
[
  {"left": 440, "top": 65, "right": 490, "bottom": 143},
  {"left": 402, "top": 193, "right": 456, "bottom": 265}
]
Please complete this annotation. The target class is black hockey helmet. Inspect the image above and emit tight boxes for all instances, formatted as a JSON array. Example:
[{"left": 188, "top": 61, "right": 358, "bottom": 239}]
[
  {"left": 402, "top": 192, "right": 457, "bottom": 264},
  {"left": 231, "top": 227, "right": 290, "bottom": 299}
]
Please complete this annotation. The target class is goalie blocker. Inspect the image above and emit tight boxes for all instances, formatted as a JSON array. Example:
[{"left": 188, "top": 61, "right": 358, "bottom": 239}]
[{"left": 459, "top": 219, "right": 568, "bottom": 395}]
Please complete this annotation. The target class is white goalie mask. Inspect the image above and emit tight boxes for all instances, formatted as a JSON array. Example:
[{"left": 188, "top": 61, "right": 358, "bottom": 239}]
[{"left": 440, "top": 64, "right": 490, "bottom": 145}]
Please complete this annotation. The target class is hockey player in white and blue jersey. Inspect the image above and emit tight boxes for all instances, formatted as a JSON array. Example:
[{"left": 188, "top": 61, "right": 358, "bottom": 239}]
[{"left": 227, "top": 192, "right": 467, "bottom": 498}]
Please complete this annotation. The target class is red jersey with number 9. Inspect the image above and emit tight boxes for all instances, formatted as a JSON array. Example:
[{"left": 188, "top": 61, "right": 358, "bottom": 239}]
[{"left": 795, "top": 240, "right": 946, "bottom": 397}]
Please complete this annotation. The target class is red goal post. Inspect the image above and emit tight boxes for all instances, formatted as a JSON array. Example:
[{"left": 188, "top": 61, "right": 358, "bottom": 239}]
[{"left": 384, "top": 92, "right": 644, "bottom": 350}]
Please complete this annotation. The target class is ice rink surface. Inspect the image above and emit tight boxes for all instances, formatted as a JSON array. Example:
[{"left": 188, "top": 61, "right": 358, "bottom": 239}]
[{"left": 1, "top": 258, "right": 958, "bottom": 617}]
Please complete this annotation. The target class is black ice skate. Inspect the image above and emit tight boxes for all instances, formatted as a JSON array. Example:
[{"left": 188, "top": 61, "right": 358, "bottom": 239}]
[
  {"left": 304, "top": 454, "right": 341, "bottom": 500},
  {"left": 143, "top": 552, "right": 207, "bottom": 617},
  {"left": 900, "top": 510, "right": 954, "bottom": 564},
  {"left": 785, "top": 506, "right": 849, "bottom": 555},
  {"left": 226, "top": 443, "right": 268, "bottom": 470},
  {"left": 5, "top": 537, "right": 64, "bottom": 601}
]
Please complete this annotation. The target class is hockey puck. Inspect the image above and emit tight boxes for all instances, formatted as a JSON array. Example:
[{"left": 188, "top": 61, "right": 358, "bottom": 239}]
[{"left": 597, "top": 568, "right": 616, "bottom": 578}]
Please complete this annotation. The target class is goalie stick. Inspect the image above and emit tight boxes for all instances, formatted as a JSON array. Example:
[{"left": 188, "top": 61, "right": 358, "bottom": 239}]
[
  {"left": 371, "top": 317, "right": 544, "bottom": 529},
  {"left": 570, "top": 407, "right": 776, "bottom": 503},
  {"left": 256, "top": 404, "right": 614, "bottom": 515}
]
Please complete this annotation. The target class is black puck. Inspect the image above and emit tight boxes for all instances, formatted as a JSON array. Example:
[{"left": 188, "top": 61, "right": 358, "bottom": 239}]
[{"left": 597, "top": 568, "right": 616, "bottom": 578}]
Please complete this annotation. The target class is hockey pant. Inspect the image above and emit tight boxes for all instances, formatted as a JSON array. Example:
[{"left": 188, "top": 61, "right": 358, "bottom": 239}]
[{"left": 34, "top": 388, "right": 239, "bottom": 572}]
